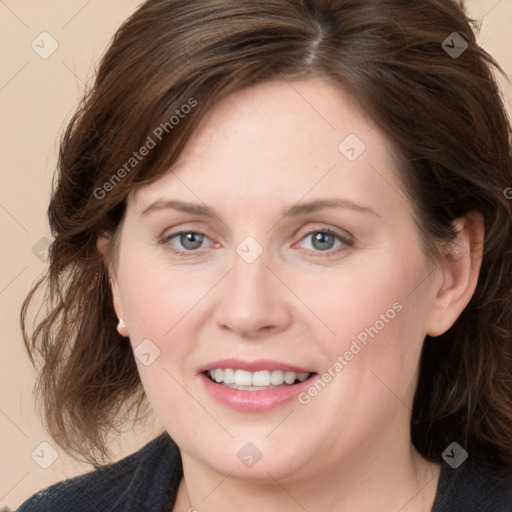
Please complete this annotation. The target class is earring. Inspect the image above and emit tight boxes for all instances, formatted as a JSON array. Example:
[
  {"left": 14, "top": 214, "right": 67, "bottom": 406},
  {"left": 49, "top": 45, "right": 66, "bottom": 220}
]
[{"left": 117, "top": 317, "right": 129, "bottom": 337}]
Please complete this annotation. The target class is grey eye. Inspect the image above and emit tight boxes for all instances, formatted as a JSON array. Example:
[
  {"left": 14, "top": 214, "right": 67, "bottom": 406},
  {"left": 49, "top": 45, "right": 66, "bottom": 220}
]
[
  {"left": 178, "top": 232, "right": 204, "bottom": 250},
  {"left": 309, "top": 232, "right": 337, "bottom": 251}
]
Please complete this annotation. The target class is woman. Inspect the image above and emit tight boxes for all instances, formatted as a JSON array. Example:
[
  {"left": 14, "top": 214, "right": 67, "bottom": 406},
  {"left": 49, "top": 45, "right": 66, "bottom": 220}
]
[{"left": 19, "top": 0, "right": 512, "bottom": 510}]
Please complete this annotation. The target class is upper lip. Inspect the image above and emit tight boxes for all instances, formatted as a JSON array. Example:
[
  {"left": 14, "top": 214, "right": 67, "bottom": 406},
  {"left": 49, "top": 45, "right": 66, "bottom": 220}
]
[{"left": 197, "top": 358, "right": 315, "bottom": 374}]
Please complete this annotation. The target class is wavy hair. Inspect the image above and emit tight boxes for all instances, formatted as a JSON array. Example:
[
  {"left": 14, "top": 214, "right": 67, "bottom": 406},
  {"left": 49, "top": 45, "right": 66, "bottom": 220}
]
[{"left": 21, "top": 0, "right": 512, "bottom": 470}]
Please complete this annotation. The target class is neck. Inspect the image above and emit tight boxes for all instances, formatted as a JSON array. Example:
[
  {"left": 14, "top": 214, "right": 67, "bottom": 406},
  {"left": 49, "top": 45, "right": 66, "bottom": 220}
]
[{"left": 173, "top": 441, "right": 441, "bottom": 512}]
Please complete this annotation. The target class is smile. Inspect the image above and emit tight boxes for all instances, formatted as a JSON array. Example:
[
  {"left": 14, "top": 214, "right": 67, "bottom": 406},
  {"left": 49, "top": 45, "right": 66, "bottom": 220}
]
[
  {"left": 198, "top": 360, "right": 318, "bottom": 412},
  {"left": 205, "top": 368, "right": 311, "bottom": 389}
]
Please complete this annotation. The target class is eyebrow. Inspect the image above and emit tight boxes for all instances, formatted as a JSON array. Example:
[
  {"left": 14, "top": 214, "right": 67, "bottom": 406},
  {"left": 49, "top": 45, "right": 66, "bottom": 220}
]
[{"left": 141, "top": 198, "right": 379, "bottom": 218}]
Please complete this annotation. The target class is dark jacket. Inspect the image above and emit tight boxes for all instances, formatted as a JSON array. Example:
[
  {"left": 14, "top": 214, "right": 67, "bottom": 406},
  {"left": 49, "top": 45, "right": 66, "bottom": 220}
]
[{"left": 18, "top": 433, "right": 512, "bottom": 511}]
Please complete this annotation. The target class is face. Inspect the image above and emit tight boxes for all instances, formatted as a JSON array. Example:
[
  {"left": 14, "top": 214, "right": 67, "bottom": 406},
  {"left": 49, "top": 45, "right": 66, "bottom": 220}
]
[{"left": 110, "top": 77, "right": 440, "bottom": 483}]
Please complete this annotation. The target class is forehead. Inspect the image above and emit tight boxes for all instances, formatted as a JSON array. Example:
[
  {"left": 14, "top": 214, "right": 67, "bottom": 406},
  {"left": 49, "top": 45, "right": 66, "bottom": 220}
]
[{"left": 128, "top": 77, "right": 405, "bottom": 217}]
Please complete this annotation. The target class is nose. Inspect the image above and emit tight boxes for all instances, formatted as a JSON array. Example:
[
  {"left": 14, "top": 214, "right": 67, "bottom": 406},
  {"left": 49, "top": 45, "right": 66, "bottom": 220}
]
[{"left": 213, "top": 250, "right": 292, "bottom": 339}]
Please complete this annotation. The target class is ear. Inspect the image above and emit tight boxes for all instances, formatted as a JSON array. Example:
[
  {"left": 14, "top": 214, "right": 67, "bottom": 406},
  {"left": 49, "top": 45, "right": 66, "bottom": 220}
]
[
  {"left": 97, "top": 234, "right": 125, "bottom": 322},
  {"left": 425, "top": 210, "right": 485, "bottom": 337}
]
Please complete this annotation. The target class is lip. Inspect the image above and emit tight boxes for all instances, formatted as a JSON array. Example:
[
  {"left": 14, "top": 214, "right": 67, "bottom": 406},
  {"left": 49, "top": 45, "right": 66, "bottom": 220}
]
[
  {"left": 197, "top": 358, "right": 314, "bottom": 374},
  {"left": 198, "top": 365, "right": 318, "bottom": 412}
]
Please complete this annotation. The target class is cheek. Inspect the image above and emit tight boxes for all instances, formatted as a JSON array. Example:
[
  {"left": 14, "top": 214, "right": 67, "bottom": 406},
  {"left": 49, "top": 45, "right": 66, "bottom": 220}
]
[
  {"left": 307, "top": 254, "right": 424, "bottom": 344},
  {"left": 307, "top": 249, "right": 430, "bottom": 397},
  {"left": 118, "top": 249, "right": 208, "bottom": 339},
  {"left": 117, "top": 258, "right": 201, "bottom": 427},
  {"left": 116, "top": 252, "right": 214, "bottom": 393}
]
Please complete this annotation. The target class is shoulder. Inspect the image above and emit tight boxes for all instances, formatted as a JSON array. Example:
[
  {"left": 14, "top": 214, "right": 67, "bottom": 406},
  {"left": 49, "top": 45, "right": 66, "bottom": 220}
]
[
  {"left": 432, "top": 458, "right": 512, "bottom": 512},
  {"left": 18, "top": 432, "right": 182, "bottom": 512}
]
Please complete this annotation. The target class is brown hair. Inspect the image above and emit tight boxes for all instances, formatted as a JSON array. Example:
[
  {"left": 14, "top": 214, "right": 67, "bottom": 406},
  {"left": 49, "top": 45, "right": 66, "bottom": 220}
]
[{"left": 21, "top": 0, "right": 512, "bottom": 471}]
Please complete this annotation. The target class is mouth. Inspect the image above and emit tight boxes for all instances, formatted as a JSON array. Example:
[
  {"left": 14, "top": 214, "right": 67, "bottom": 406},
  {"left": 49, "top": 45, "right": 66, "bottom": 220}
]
[
  {"left": 198, "top": 360, "right": 318, "bottom": 412},
  {"left": 204, "top": 368, "right": 315, "bottom": 390}
]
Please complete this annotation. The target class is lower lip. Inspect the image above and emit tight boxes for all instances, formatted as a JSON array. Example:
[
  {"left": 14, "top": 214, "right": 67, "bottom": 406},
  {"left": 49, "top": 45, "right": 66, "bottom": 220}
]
[{"left": 199, "top": 373, "right": 316, "bottom": 412}]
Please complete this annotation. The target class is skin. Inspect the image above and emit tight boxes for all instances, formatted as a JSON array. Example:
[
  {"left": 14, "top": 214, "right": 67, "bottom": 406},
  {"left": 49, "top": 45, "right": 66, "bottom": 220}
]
[{"left": 99, "top": 77, "right": 484, "bottom": 511}]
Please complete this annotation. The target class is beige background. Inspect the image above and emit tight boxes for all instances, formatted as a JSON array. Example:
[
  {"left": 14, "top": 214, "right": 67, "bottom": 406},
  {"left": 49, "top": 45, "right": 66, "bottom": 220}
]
[{"left": 1, "top": 1, "right": 511, "bottom": 509}]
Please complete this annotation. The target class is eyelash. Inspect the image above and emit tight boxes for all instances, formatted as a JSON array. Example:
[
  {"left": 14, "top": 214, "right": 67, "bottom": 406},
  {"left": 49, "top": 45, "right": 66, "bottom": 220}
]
[{"left": 159, "top": 228, "right": 353, "bottom": 259}]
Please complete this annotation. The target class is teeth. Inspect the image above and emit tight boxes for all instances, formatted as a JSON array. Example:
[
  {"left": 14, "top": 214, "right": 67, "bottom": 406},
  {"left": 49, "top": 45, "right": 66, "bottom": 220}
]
[
  {"left": 252, "top": 370, "right": 270, "bottom": 386},
  {"left": 234, "top": 369, "right": 252, "bottom": 386},
  {"left": 223, "top": 368, "right": 235, "bottom": 384},
  {"left": 284, "top": 371, "right": 296, "bottom": 384},
  {"left": 270, "top": 370, "right": 284, "bottom": 385},
  {"left": 207, "top": 368, "right": 311, "bottom": 387}
]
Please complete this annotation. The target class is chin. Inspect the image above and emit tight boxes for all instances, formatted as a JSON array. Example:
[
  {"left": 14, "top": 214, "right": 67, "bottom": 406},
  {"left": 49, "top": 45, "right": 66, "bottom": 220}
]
[{"left": 181, "top": 432, "right": 318, "bottom": 482}]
